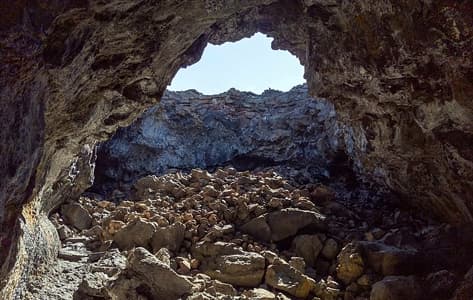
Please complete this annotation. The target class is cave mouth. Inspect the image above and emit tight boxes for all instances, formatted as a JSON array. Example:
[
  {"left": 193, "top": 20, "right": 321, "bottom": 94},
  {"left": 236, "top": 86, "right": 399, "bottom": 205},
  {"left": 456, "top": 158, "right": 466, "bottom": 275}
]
[
  {"left": 61, "top": 29, "right": 471, "bottom": 298},
  {"left": 86, "top": 32, "right": 359, "bottom": 199},
  {"left": 2, "top": 1, "right": 473, "bottom": 298}
]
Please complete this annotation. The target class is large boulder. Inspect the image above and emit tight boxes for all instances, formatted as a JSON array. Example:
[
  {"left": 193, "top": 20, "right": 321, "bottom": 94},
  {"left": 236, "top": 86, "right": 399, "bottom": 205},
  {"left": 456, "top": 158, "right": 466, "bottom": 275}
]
[
  {"left": 61, "top": 203, "right": 93, "bottom": 230},
  {"left": 267, "top": 209, "right": 326, "bottom": 241},
  {"left": 126, "top": 247, "right": 194, "bottom": 299},
  {"left": 113, "top": 218, "right": 157, "bottom": 250},
  {"left": 192, "top": 241, "right": 265, "bottom": 287},
  {"left": 240, "top": 215, "right": 272, "bottom": 242},
  {"left": 241, "top": 208, "right": 326, "bottom": 242}
]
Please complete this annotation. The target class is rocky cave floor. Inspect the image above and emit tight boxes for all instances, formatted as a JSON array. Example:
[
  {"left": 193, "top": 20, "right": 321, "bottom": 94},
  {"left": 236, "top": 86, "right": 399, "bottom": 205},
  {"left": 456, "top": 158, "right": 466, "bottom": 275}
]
[{"left": 29, "top": 166, "right": 473, "bottom": 300}]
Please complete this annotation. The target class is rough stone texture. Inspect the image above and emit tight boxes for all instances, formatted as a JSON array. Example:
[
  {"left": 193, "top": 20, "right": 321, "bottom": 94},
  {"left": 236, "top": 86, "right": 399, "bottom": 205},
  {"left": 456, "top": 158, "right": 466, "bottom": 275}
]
[
  {"left": 61, "top": 203, "right": 92, "bottom": 230},
  {"left": 292, "top": 234, "right": 324, "bottom": 267},
  {"left": 192, "top": 241, "right": 266, "bottom": 287},
  {"left": 1, "top": 0, "right": 473, "bottom": 297},
  {"left": 124, "top": 247, "right": 194, "bottom": 300},
  {"left": 112, "top": 218, "right": 156, "bottom": 250},
  {"left": 336, "top": 243, "right": 365, "bottom": 284},
  {"left": 241, "top": 208, "right": 327, "bottom": 242},
  {"left": 91, "top": 85, "right": 344, "bottom": 194},
  {"left": 265, "top": 258, "right": 317, "bottom": 298},
  {"left": 151, "top": 221, "right": 186, "bottom": 253},
  {"left": 360, "top": 241, "right": 419, "bottom": 276},
  {"left": 370, "top": 275, "right": 422, "bottom": 300}
]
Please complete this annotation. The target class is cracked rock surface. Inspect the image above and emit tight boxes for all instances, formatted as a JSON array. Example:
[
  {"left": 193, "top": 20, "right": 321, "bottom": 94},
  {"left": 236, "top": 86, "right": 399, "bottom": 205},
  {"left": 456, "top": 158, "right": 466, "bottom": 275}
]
[{"left": 91, "top": 85, "right": 349, "bottom": 196}]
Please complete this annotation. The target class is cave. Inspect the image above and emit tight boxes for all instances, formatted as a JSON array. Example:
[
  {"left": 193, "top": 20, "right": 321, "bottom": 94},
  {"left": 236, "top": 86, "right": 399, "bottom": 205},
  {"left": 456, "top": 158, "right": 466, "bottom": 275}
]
[{"left": 1, "top": 1, "right": 473, "bottom": 299}]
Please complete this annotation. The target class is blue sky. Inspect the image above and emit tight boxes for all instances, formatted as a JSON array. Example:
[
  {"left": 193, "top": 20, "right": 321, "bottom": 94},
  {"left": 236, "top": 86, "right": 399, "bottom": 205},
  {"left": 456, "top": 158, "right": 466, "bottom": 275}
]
[{"left": 168, "top": 33, "right": 305, "bottom": 94}]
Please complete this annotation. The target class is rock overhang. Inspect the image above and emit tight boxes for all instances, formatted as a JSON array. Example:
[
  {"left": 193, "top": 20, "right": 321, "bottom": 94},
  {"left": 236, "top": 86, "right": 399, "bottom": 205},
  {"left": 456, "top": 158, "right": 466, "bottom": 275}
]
[{"left": 1, "top": 0, "right": 473, "bottom": 297}]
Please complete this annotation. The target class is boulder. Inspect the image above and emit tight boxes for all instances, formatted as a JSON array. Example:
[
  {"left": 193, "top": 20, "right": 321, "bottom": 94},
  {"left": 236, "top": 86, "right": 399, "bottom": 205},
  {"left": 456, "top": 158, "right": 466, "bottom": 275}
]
[
  {"left": 204, "top": 279, "right": 237, "bottom": 297},
  {"left": 192, "top": 241, "right": 243, "bottom": 258},
  {"left": 126, "top": 247, "right": 194, "bottom": 299},
  {"left": 241, "top": 208, "right": 326, "bottom": 242},
  {"left": 192, "top": 241, "right": 265, "bottom": 287},
  {"left": 61, "top": 203, "right": 93, "bottom": 230},
  {"left": 267, "top": 208, "right": 326, "bottom": 242},
  {"left": 336, "top": 243, "right": 364, "bottom": 284},
  {"left": 242, "top": 288, "right": 277, "bottom": 300},
  {"left": 240, "top": 215, "right": 272, "bottom": 242},
  {"left": 113, "top": 218, "right": 156, "bottom": 250},
  {"left": 359, "top": 241, "right": 418, "bottom": 276},
  {"left": 265, "top": 258, "right": 317, "bottom": 298},
  {"left": 292, "top": 234, "right": 323, "bottom": 267},
  {"left": 321, "top": 238, "right": 339, "bottom": 260},
  {"left": 370, "top": 276, "right": 422, "bottom": 300},
  {"left": 151, "top": 221, "right": 185, "bottom": 252},
  {"left": 202, "top": 252, "right": 265, "bottom": 287}
]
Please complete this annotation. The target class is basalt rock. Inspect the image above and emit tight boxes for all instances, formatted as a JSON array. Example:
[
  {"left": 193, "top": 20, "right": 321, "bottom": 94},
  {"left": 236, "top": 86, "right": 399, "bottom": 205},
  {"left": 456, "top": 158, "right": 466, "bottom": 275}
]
[
  {"left": 1, "top": 0, "right": 473, "bottom": 298},
  {"left": 91, "top": 85, "right": 344, "bottom": 195}
]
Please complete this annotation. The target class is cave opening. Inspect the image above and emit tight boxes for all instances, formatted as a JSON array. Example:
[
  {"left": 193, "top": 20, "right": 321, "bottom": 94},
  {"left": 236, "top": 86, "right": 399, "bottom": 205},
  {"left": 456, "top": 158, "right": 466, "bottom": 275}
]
[
  {"left": 3, "top": 1, "right": 473, "bottom": 298},
  {"left": 86, "top": 32, "right": 359, "bottom": 200}
]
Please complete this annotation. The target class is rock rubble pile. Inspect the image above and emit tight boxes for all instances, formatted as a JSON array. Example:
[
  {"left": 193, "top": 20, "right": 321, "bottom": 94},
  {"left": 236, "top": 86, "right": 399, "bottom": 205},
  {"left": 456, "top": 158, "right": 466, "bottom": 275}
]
[{"left": 50, "top": 167, "right": 473, "bottom": 299}]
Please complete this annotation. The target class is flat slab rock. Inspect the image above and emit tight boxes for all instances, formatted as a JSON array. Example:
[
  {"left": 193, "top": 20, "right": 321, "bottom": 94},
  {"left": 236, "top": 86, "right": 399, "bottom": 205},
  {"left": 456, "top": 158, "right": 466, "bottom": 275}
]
[{"left": 241, "top": 208, "right": 327, "bottom": 242}]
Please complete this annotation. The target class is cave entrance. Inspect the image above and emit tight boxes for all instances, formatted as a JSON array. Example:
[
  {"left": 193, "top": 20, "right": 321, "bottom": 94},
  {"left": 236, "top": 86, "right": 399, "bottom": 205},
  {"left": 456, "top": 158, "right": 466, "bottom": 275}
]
[
  {"left": 169, "top": 32, "right": 305, "bottom": 94},
  {"left": 87, "top": 32, "right": 355, "bottom": 199}
]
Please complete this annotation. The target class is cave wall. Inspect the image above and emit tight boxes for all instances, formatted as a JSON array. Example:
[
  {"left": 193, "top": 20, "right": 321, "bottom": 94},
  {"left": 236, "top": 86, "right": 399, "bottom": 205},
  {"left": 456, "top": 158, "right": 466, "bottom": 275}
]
[
  {"left": 1, "top": 0, "right": 472, "bottom": 297},
  {"left": 92, "top": 85, "right": 346, "bottom": 195}
]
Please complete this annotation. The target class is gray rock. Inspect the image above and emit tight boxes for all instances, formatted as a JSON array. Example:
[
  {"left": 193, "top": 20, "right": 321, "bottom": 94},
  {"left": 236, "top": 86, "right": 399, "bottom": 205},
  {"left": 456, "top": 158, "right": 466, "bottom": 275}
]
[
  {"left": 265, "top": 258, "right": 317, "bottom": 298},
  {"left": 126, "top": 247, "right": 194, "bottom": 299},
  {"left": 113, "top": 218, "right": 156, "bottom": 250},
  {"left": 202, "top": 252, "right": 265, "bottom": 287},
  {"left": 58, "top": 249, "right": 88, "bottom": 262},
  {"left": 75, "top": 272, "right": 111, "bottom": 298},
  {"left": 241, "top": 208, "right": 326, "bottom": 242},
  {"left": 192, "top": 241, "right": 265, "bottom": 287},
  {"left": 240, "top": 215, "right": 272, "bottom": 242},
  {"left": 267, "top": 208, "right": 326, "bottom": 242},
  {"left": 93, "top": 85, "right": 342, "bottom": 195},
  {"left": 359, "top": 241, "right": 418, "bottom": 276},
  {"left": 151, "top": 221, "right": 185, "bottom": 253},
  {"left": 292, "top": 234, "right": 323, "bottom": 267},
  {"left": 242, "top": 288, "right": 276, "bottom": 300},
  {"left": 61, "top": 203, "right": 93, "bottom": 230}
]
